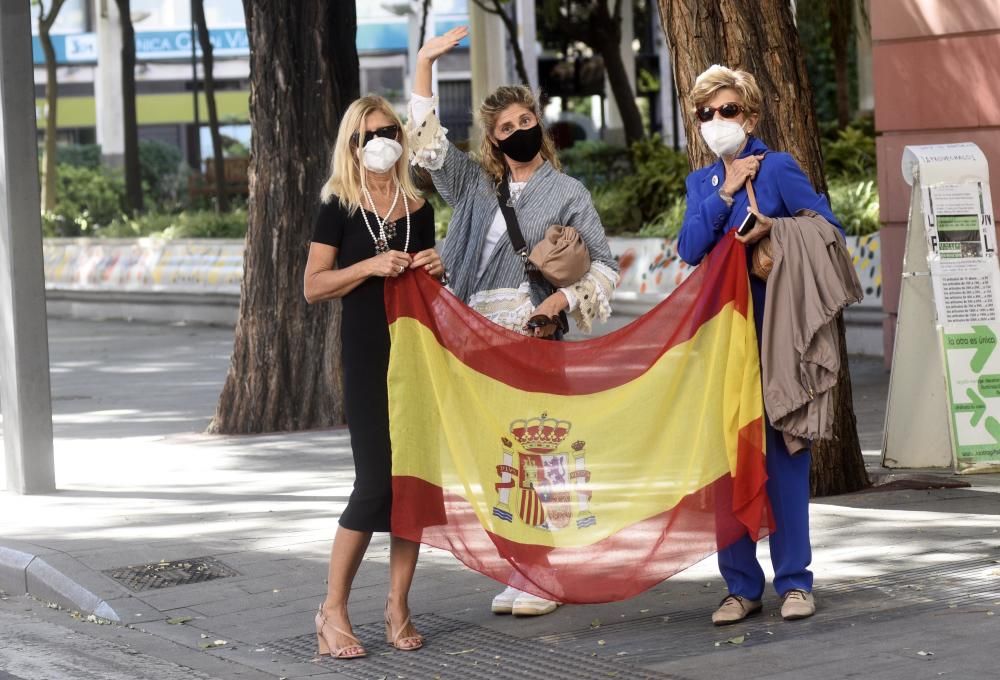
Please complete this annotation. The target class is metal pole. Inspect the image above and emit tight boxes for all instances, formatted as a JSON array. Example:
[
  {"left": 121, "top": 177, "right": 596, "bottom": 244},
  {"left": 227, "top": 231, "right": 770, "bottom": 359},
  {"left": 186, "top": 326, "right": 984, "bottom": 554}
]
[{"left": 0, "top": 0, "right": 56, "bottom": 494}]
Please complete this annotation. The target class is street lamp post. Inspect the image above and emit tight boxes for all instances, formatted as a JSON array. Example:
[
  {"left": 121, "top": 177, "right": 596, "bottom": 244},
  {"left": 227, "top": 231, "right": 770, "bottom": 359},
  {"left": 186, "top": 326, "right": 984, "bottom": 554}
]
[{"left": 0, "top": 0, "right": 56, "bottom": 494}]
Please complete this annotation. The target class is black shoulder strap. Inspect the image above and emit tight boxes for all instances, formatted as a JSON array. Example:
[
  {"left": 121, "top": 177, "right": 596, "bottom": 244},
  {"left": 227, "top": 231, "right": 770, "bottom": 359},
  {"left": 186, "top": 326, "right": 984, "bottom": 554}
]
[{"left": 497, "top": 176, "right": 528, "bottom": 258}]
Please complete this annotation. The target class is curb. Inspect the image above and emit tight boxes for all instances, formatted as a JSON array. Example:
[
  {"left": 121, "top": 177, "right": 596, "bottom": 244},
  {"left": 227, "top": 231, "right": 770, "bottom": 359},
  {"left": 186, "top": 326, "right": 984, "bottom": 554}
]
[{"left": 0, "top": 544, "right": 121, "bottom": 622}]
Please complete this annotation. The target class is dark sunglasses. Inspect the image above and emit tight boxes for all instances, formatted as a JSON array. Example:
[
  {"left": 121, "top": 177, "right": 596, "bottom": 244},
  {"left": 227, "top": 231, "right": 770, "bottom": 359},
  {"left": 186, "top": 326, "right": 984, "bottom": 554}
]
[
  {"left": 524, "top": 313, "right": 568, "bottom": 337},
  {"left": 695, "top": 102, "right": 745, "bottom": 123},
  {"left": 350, "top": 124, "right": 399, "bottom": 147}
]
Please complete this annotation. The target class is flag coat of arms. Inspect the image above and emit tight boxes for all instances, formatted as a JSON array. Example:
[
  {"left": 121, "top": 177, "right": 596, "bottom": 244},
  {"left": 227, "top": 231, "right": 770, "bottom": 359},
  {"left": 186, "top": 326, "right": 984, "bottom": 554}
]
[{"left": 385, "top": 234, "right": 769, "bottom": 604}]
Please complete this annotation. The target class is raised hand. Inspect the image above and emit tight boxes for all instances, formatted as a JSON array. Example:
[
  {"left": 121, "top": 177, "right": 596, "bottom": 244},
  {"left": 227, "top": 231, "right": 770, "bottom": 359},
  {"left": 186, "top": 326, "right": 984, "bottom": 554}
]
[{"left": 417, "top": 26, "right": 469, "bottom": 64}]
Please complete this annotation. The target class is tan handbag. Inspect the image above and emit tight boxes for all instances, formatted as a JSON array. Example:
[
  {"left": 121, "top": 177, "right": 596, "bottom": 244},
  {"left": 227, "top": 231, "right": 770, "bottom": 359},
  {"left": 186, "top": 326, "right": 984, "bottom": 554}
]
[
  {"left": 528, "top": 225, "right": 592, "bottom": 288},
  {"left": 745, "top": 179, "right": 774, "bottom": 280}
]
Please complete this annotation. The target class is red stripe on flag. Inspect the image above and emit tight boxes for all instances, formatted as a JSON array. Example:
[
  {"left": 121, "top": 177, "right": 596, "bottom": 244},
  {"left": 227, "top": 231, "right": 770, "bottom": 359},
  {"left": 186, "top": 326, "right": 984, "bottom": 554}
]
[
  {"left": 385, "top": 233, "right": 750, "bottom": 395},
  {"left": 390, "top": 421, "right": 769, "bottom": 604}
]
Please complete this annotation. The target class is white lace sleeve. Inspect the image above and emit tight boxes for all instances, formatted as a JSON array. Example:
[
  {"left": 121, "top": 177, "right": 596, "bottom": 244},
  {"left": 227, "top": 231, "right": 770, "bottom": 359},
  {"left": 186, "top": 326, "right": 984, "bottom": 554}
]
[
  {"left": 564, "top": 261, "right": 619, "bottom": 334},
  {"left": 407, "top": 93, "right": 449, "bottom": 171}
]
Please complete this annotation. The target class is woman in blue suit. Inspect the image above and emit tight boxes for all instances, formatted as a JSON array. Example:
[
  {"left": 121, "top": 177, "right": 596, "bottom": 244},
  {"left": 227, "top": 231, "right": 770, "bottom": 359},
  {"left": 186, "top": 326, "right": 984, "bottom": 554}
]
[{"left": 677, "top": 65, "right": 842, "bottom": 626}]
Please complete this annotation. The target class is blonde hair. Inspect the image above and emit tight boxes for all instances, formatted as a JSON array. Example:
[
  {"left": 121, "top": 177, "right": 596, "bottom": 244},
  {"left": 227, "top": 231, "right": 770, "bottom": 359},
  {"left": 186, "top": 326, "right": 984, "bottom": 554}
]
[
  {"left": 320, "top": 95, "right": 419, "bottom": 212},
  {"left": 689, "top": 65, "right": 763, "bottom": 118},
  {"left": 477, "top": 85, "right": 561, "bottom": 186}
]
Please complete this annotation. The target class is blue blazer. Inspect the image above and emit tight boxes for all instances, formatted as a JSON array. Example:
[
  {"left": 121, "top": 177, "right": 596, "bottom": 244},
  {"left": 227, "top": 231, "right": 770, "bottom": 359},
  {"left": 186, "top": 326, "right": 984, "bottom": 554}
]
[{"left": 677, "top": 136, "right": 841, "bottom": 267}]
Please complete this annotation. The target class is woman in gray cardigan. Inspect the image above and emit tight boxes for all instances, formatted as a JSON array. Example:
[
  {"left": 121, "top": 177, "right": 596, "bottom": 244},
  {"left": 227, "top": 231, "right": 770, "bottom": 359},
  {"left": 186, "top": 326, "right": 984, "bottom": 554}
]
[
  {"left": 408, "top": 26, "right": 618, "bottom": 615},
  {"left": 409, "top": 27, "right": 618, "bottom": 340}
]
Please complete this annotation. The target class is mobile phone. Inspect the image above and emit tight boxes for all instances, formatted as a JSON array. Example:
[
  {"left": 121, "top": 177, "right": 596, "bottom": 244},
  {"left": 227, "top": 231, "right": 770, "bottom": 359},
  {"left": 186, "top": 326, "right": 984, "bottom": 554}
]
[{"left": 737, "top": 211, "right": 757, "bottom": 236}]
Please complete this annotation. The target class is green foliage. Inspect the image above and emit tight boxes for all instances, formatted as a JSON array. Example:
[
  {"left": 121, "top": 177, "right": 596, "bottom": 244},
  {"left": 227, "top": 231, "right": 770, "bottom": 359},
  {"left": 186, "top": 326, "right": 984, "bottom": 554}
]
[
  {"left": 559, "top": 141, "right": 632, "bottom": 186},
  {"left": 828, "top": 178, "right": 879, "bottom": 236},
  {"left": 822, "top": 115, "right": 876, "bottom": 180},
  {"left": 574, "top": 135, "right": 689, "bottom": 236},
  {"left": 636, "top": 198, "right": 687, "bottom": 239},
  {"left": 796, "top": 0, "right": 860, "bottom": 126},
  {"left": 103, "top": 209, "right": 248, "bottom": 239},
  {"left": 41, "top": 164, "right": 125, "bottom": 237},
  {"left": 427, "top": 191, "right": 453, "bottom": 241},
  {"left": 55, "top": 144, "right": 101, "bottom": 169},
  {"left": 139, "top": 139, "right": 187, "bottom": 210}
]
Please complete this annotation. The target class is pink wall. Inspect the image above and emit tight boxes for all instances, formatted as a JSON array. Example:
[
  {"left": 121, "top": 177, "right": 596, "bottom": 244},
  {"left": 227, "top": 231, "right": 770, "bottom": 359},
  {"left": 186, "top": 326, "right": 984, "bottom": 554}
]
[{"left": 872, "top": 0, "right": 1000, "bottom": 364}]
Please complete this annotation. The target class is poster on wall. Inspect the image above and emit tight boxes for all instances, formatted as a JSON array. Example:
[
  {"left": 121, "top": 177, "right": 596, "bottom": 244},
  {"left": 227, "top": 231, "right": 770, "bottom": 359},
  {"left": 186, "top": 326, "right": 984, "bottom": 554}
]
[{"left": 941, "top": 322, "right": 1000, "bottom": 473}]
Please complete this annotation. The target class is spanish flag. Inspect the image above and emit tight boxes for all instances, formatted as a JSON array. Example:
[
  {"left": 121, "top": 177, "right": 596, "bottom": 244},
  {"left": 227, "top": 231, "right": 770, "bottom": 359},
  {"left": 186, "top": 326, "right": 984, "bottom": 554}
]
[{"left": 385, "top": 234, "right": 768, "bottom": 604}]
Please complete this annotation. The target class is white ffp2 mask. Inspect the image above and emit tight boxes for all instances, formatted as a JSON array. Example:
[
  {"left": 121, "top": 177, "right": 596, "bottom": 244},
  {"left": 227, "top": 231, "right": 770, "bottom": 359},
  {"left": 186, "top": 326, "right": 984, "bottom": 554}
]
[
  {"left": 362, "top": 137, "right": 403, "bottom": 173},
  {"left": 700, "top": 119, "right": 747, "bottom": 158}
]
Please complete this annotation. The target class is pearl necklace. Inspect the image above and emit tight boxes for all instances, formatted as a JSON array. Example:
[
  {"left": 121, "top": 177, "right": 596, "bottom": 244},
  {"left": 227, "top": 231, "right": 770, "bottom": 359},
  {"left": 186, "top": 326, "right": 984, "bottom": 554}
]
[{"left": 361, "top": 182, "right": 410, "bottom": 254}]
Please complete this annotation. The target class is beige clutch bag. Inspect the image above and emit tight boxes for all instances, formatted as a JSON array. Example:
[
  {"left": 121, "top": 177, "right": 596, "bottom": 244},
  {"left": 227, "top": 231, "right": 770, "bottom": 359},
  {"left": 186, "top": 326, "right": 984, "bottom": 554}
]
[{"left": 528, "top": 225, "right": 592, "bottom": 288}]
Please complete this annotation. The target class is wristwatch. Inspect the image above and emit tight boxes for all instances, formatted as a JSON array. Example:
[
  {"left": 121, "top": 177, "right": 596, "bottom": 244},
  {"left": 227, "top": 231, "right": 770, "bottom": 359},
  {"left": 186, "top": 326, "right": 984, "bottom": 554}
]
[{"left": 718, "top": 189, "right": 734, "bottom": 207}]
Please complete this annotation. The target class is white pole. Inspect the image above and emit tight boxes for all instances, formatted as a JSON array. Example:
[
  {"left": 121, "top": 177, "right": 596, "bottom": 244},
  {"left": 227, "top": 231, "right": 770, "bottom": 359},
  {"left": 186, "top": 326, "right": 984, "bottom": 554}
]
[
  {"left": 0, "top": 0, "right": 56, "bottom": 494},
  {"left": 95, "top": 0, "right": 125, "bottom": 166}
]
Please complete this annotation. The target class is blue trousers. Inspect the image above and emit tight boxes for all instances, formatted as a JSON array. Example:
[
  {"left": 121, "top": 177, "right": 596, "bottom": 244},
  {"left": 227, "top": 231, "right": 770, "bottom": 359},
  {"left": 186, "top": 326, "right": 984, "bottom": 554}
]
[{"left": 718, "top": 420, "right": 813, "bottom": 599}]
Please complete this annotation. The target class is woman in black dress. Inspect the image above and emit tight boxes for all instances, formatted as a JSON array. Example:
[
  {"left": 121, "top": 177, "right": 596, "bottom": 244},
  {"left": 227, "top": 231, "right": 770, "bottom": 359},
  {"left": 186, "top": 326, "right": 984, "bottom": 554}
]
[{"left": 304, "top": 95, "right": 443, "bottom": 659}]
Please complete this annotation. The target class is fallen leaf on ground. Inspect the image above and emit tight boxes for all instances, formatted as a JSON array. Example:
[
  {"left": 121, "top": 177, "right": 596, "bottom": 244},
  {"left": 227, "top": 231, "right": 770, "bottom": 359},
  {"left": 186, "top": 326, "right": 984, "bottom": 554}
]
[
  {"left": 917, "top": 650, "right": 934, "bottom": 656},
  {"left": 199, "top": 639, "right": 228, "bottom": 649},
  {"left": 167, "top": 617, "right": 193, "bottom": 625}
]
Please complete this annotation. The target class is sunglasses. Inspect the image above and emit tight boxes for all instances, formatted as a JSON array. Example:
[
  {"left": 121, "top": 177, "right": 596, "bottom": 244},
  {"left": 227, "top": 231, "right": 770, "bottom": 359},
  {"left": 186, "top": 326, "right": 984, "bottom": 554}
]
[
  {"left": 524, "top": 313, "right": 569, "bottom": 337},
  {"left": 350, "top": 124, "right": 399, "bottom": 147},
  {"left": 695, "top": 102, "right": 746, "bottom": 123}
]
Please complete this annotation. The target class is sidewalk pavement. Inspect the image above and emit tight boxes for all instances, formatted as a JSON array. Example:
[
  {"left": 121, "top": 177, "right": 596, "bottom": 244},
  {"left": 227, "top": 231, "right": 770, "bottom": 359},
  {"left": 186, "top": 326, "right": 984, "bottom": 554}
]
[{"left": 2, "top": 317, "right": 999, "bottom": 680}]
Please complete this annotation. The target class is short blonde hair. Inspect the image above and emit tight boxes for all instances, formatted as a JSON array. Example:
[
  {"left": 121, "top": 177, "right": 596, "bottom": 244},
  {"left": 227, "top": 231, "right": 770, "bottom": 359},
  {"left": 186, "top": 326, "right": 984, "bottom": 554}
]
[
  {"left": 689, "top": 65, "right": 763, "bottom": 118},
  {"left": 320, "top": 95, "right": 419, "bottom": 212},
  {"left": 477, "top": 85, "right": 561, "bottom": 186}
]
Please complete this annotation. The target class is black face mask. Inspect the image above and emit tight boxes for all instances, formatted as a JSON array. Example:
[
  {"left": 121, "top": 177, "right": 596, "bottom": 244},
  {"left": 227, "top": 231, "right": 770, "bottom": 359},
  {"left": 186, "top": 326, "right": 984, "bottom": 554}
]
[{"left": 496, "top": 124, "right": 543, "bottom": 163}]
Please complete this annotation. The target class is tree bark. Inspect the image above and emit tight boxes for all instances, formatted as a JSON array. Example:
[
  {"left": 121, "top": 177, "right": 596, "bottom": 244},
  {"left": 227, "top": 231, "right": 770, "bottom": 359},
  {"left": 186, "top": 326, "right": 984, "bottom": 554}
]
[
  {"left": 828, "top": 0, "right": 853, "bottom": 128},
  {"left": 657, "top": 0, "right": 868, "bottom": 495},
  {"left": 193, "top": 0, "right": 230, "bottom": 212},
  {"left": 539, "top": 0, "right": 646, "bottom": 144},
  {"left": 590, "top": 0, "right": 646, "bottom": 146},
  {"left": 114, "top": 0, "right": 143, "bottom": 214},
  {"left": 209, "top": 1, "right": 360, "bottom": 434},
  {"left": 38, "top": 0, "right": 68, "bottom": 213},
  {"left": 418, "top": 0, "right": 432, "bottom": 46}
]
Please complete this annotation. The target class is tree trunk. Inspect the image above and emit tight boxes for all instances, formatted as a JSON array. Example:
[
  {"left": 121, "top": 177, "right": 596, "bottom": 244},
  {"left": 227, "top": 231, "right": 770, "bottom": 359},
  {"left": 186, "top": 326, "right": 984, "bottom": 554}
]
[
  {"left": 209, "top": 1, "right": 360, "bottom": 434},
  {"left": 418, "top": 0, "right": 432, "bottom": 46},
  {"left": 38, "top": 0, "right": 67, "bottom": 213},
  {"left": 115, "top": 0, "right": 143, "bottom": 214},
  {"left": 193, "top": 0, "right": 230, "bottom": 212},
  {"left": 590, "top": 1, "right": 645, "bottom": 146},
  {"left": 597, "top": 38, "right": 645, "bottom": 145},
  {"left": 829, "top": 0, "right": 853, "bottom": 128},
  {"left": 657, "top": 0, "right": 868, "bottom": 495},
  {"left": 475, "top": 0, "right": 532, "bottom": 87}
]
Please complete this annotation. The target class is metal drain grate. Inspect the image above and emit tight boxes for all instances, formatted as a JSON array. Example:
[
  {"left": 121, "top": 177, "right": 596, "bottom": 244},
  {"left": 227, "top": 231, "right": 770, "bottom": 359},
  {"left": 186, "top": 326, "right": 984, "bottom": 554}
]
[
  {"left": 103, "top": 557, "right": 239, "bottom": 592},
  {"left": 268, "top": 613, "right": 673, "bottom": 680}
]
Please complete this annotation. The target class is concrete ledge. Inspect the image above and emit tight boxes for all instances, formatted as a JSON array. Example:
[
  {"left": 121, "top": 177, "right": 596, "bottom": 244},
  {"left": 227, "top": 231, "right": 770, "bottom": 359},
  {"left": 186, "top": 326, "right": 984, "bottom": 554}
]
[
  {"left": 0, "top": 542, "right": 123, "bottom": 621},
  {"left": 46, "top": 289, "right": 238, "bottom": 327}
]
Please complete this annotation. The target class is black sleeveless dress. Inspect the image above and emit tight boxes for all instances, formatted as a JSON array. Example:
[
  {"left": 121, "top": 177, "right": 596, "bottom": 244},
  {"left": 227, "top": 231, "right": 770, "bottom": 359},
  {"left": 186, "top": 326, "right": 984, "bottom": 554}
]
[{"left": 312, "top": 197, "right": 435, "bottom": 532}]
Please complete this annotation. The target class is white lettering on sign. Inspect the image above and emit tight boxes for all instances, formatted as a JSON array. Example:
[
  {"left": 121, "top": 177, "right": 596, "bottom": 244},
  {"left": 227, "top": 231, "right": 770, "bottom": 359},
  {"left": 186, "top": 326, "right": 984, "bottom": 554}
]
[{"left": 65, "top": 34, "right": 97, "bottom": 62}]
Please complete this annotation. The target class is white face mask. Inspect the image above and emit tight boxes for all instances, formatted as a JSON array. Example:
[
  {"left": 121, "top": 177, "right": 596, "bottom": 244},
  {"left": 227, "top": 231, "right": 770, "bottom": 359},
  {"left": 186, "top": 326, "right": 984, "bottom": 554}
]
[
  {"left": 700, "top": 119, "right": 747, "bottom": 158},
  {"left": 362, "top": 137, "right": 403, "bottom": 174}
]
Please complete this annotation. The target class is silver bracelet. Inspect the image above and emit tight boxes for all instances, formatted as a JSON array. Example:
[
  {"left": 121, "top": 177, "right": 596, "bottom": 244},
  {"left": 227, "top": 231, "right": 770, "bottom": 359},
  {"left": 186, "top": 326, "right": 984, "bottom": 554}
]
[{"left": 718, "top": 189, "right": 734, "bottom": 207}]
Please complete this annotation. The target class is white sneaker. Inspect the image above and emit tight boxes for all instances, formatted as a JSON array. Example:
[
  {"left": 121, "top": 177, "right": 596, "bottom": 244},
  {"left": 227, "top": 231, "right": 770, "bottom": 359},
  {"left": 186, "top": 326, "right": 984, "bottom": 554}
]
[
  {"left": 512, "top": 591, "right": 560, "bottom": 617},
  {"left": 491, "top": 586, "right": 520, "bottom": 615}
]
